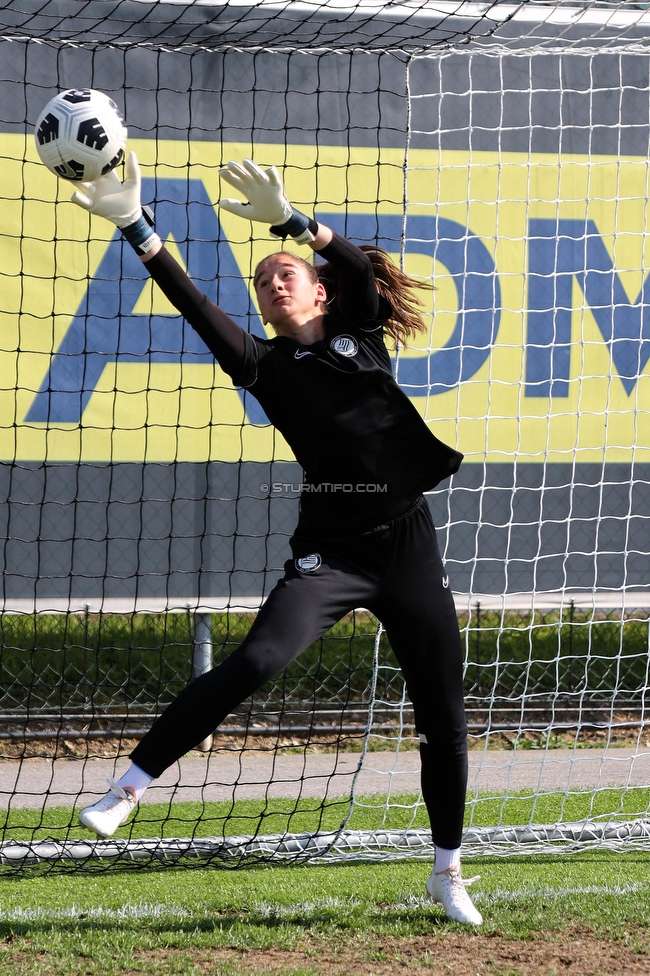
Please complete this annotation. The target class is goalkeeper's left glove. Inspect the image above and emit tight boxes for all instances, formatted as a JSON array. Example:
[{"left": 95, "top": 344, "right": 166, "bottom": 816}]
[{"left": 219, "top": 158, "right": 318, "bottom": 245}]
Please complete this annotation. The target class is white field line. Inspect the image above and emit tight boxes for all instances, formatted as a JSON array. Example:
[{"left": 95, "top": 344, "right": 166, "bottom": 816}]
[
  {"left": 0, "top": 896, "right": 359, "bottom": 924},
  {"left": 477, "top": 881, "right": 650, "bottom": 903},
  {"left": 253, "top": 896, "right": 362, "bottom": 917},
  {"left": 1, "top": 883, "right": 648, "bottom": 924},
  {"left": 0, "top": 902, "right": 193, "bottom": 923},
  {"left": 398, "top": 880, "right": 650, "bottom": 908}
]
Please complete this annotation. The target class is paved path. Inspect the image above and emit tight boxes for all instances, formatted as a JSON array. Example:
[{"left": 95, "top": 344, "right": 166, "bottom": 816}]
[{"left": 1, "top": 748, "right": 649, "bottom": 809}]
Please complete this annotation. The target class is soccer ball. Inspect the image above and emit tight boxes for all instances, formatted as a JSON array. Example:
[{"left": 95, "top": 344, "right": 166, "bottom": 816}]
[{"left": 34, "top": 89, "right": 128, "bottom": 183}]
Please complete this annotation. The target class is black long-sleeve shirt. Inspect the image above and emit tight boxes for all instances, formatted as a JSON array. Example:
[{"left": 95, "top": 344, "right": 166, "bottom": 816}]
[{"left": 145, "top": 232, "right": 462, "bottom": 536}]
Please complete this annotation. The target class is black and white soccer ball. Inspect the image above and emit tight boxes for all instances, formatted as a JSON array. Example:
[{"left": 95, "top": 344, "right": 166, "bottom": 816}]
[{"left": 34, "top": 89, "right": 128, "bottom": 183}]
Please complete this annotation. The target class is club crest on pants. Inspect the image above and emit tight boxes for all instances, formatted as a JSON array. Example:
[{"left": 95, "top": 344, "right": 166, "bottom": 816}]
[{"left": 295, "top": 553, "right": 322, "bottom": 573}]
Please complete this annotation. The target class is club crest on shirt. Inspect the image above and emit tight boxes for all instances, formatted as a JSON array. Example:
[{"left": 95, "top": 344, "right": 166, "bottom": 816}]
[
  {"left": 295, "top": 553, "right": 322, "bottom": 573},
  {"left": 330, "top": 335, "right": 358, "bottom": 357}
]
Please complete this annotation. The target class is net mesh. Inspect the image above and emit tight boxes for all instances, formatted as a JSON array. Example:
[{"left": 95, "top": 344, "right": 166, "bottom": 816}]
[{"left": 1, "top": 0, "right": 650, "bottom": 871}]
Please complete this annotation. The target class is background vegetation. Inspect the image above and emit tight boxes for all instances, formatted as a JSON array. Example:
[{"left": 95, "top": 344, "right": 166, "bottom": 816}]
[{"left": 0, "top": 608, "right": 647, "bottom": 716}]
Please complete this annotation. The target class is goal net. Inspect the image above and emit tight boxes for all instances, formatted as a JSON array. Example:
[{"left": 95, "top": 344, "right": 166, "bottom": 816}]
[{"left": 2, "top": 0, "right": 650, "bottom": 870}]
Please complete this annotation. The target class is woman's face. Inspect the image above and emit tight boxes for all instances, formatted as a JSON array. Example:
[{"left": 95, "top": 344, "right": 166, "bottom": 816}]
[{"left": 254, "top": 254, "right": 326, "bottom": 332}]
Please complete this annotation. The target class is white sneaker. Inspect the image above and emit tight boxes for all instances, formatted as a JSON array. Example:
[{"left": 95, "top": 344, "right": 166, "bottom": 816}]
[
  {"left": 426, "top": 867, "right": 483, "bottom": 925},
  {"left": 79, "top": 778, "right": 137, "bottom": 838}
]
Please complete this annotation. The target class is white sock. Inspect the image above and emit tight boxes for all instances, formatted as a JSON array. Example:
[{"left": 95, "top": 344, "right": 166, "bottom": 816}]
[
  {"left": 434, "top": 845, "right": 461, "bottom": 874},
  {"left": 116, "top": 763, "right": 153, "bottom": 802}
]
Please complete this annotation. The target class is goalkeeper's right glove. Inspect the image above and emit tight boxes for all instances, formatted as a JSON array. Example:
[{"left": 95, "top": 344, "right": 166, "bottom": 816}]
[
  {"left": 71, "top": 152, "right": 159, "bottom": 256},
  {"left": 219, "top": 158, "right": 318, "bottom": 245}
]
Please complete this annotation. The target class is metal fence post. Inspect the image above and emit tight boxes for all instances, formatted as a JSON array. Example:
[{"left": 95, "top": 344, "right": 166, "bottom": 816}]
[{"left": 193, "top": 612, "right": 213, "bottom": 752}]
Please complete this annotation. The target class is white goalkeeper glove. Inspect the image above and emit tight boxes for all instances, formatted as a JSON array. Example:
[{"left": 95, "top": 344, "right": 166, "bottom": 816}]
[
  {"left": 219, "top": 158, "right": 318, "bottom": 245},
  {"left": 71, "top": 152, "right": 159, "bottom": 256}
]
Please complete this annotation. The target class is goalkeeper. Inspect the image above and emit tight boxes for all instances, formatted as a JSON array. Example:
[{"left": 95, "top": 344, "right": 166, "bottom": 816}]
[{"left": 74, "top": 155, "right": 481, "bottom": 926}]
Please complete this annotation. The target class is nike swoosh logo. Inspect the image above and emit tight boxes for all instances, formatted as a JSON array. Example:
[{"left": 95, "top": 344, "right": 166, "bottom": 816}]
[{"left": 294, "top": 349, "right": 316, "bottom": 359}]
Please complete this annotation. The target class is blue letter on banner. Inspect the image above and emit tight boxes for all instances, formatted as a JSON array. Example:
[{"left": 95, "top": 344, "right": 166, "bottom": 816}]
[
  {"left": 526, "top": 218, "right": 650, "bottom": 397},
  {"left": 25, "top": 178, "right": 269, "bottom": 425},
  {"left": 317, "top": 214, "right": 501, "bottom": 396}
]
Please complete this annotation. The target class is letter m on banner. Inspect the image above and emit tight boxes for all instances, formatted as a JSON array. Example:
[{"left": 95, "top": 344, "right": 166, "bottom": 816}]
[{"left": 526, "top": 218, "right": 650, "bottom": 397}]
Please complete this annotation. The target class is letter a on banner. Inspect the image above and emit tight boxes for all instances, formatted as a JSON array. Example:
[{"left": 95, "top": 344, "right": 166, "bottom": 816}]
[{"left": 25, "top": 178, "right": 269, "bottom": 425}]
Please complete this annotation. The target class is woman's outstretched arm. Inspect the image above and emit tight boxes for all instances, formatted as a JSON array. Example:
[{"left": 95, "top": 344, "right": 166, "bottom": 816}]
[
  {"left": 71, "top": 153, "right": 257, "bottom": 384},
  {"left": 309, "top": 228, "right": 381, "bottom": 324},
  {"left": 142, "top": 247, "right": 254, "bottom": 381}
]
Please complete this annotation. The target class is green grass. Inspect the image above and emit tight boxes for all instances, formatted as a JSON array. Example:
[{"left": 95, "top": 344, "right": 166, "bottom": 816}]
[
  {"left": 2, "top": 790, "right": 650, "bottom": 972},
  {"left": 0, "top": 853, "right": 648, "bottom": 974},
  {"left": 2, "top": 788, "right": 649, "bottom": 845}
]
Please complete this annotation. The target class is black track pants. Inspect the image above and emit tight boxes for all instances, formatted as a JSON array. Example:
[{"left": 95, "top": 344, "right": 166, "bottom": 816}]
[{"left": 131, "top": 497, "right": 468, "bottom": 849}]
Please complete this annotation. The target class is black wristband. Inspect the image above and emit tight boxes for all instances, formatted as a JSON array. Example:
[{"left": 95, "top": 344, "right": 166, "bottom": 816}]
[
  {"left": 121, "top": 212, "right": 160, "bottom": 256},
  {"left": 270, "top": 208, "right": 318, "bottom": 245}
]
